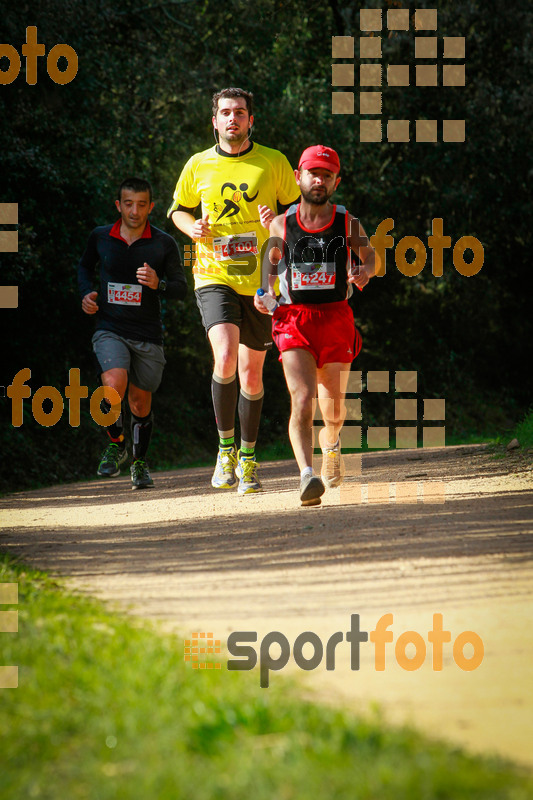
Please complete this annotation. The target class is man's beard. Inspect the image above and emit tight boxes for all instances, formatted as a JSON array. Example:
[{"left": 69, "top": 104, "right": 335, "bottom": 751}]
[
  {"left": 221, "top": 129, "right": 249, "bottom": 146},
  {"left": 301, "top": 187, "right": 331, "bottom": 205}
]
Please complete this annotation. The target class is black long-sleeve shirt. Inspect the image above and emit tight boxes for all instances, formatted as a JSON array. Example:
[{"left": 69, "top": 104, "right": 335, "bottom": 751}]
[{"left": 77, "top": 220, "right": 187, "bottom": 344}]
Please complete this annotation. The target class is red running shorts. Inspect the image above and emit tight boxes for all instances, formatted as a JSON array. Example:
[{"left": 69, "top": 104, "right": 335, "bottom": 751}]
[{"left": 272, "top": 300, "right": 362, "bottom": 368}]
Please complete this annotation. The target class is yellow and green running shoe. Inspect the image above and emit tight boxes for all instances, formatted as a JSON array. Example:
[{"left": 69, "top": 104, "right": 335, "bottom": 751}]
[
  {"left": 211, "top": 446, "right": 238, "bottom": 489},
  {"left": 235, "top": 451, "right": 263, "bottom": 494}
]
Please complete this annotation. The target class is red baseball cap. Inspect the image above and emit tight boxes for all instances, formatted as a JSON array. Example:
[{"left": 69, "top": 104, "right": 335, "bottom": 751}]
[{"left": 298, "top": 145, "right": 341, "bottom": 174}]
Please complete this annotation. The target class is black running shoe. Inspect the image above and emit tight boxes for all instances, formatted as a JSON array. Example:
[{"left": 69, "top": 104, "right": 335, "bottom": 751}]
[
  {"left": 130, "top": 459, "right": 154, "bottom": 490},
  {"left": 97, "top": 443, "right": 128, "bottom": 478}
]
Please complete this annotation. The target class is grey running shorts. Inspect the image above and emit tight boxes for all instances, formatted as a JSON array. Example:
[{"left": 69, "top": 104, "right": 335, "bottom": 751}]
[
  {"left": 92, "top": 330, "right": 166, "bottom": 393},
  {"left": 195, "top": 285, "right": 272, "bottom": 351}
]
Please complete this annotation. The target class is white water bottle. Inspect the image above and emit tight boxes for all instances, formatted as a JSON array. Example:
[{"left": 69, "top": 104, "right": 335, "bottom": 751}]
[{"left": 256, "top": 288, "right": 278, "bottom": 313}]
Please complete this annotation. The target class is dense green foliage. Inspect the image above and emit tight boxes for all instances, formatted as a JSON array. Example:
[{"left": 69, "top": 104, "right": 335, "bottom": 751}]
[
  {"left": 2, "top": 553, "right": 532, "bottom": 799},
  {"left": 1, "top": 0, "right": 531, "bottom": 490}
]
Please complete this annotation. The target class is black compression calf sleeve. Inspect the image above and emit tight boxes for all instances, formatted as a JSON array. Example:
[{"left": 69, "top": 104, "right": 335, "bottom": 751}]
[
  {"left": 238, "top": 388, "right": 264, "bottom": 449},
  {"left": 131, "top": 411, "right": 153, "bottom": 461},
  {"left": 211, "top": 374, "right": 238, "bottom": 444}
]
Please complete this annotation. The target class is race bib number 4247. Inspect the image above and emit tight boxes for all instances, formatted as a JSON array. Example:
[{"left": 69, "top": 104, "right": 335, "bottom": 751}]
[
  {"left": 107, "top": 282, "right": 142, "bottom": 305},
  {"left": 291, "top": 262, "right": 336, "bottom": 290}
]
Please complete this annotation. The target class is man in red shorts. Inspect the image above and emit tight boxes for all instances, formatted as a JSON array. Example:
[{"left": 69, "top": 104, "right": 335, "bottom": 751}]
[{"left": 255, "top": 145, "right": 377, "bottom": 506}]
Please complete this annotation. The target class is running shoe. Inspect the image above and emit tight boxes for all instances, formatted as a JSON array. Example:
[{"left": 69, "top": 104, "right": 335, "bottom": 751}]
[
  {"left": 300, "top": 473, "right": 325, "bottom": 506},
  {"left": 236, "top": 451, "right": 263, "bottom": 494},
  {"left": 130, "top": 459, "right": 154, "bottom": 490},
  {"left": 321, "top": 438, "right": 345, "bottom": 488},
  {"left": 211, "top": 446, "right": 237, "bottom": 489},
  {"left": 97, "top": 443, "right": 128, "bottom": 478}
]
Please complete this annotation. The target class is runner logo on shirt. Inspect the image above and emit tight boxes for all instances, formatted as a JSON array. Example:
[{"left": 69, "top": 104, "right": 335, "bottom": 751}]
[{"left": 215, "top": 182, "right": 259, "bottom": 222}]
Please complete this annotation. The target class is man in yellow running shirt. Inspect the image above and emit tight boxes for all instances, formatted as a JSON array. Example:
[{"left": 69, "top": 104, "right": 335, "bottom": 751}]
[{"left": 169, "top": 87, "right": 299, "bottom": 494}]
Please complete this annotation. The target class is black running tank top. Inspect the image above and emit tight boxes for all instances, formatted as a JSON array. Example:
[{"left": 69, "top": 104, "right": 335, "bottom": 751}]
[{"left": 277, "top": 203, "right": 353, "bottom": 305}]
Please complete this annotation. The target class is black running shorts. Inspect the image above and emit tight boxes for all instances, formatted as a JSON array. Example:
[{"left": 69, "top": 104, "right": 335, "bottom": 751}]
[{"left": 195, "top": 285, "right": 272, "bottom": 351}]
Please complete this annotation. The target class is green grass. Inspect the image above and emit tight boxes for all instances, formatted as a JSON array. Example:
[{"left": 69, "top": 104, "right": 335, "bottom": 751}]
[
  {"left": 1, "top": 554, "right": 532, "bottom": 799},
  {"left": 484, "top": 409, "right": 533, "bottom": 460},
  {"left": 512, "top": 409, "right": 533, "bottom": 449}
]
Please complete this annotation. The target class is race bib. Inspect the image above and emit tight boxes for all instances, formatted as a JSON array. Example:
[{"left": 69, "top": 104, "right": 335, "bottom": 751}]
[
  {"left": 213, "top": 231, "right": 258, "bottom": 261},
  {"left": 107, "top": 282, "right": 142, "bottom": 305},
  {"left": 291, "top": 262, "right": 336, "bottom": 290}
]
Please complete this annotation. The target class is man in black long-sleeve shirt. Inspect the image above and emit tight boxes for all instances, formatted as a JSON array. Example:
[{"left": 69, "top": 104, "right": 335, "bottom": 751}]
[{"left": 78, "top": 177, "right": 187, "bottom": 489}]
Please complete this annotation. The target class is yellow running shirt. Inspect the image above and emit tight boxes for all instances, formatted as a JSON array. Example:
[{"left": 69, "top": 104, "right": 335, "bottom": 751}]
[{"left": 168, "top": 143, "right": 299, "bottom": 294}]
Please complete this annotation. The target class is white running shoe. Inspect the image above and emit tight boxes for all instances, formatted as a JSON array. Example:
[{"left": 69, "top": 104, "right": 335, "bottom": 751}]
[{"left": 300, "top": 473, "right": 325, "bottom": 506}]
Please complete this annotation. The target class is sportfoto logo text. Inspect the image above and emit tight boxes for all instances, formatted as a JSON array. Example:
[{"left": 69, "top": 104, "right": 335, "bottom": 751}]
[
  {"left": 185, "top": 217, "right": 484, "bottom": 281},
  {"left": 0, "top": 26, "right": 78, "bottom": 85},
  {"left": 185, "top": 613, "right": 484, "bottom": 687}
]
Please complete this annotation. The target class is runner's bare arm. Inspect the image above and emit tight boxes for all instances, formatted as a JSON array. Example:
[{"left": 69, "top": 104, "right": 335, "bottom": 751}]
[
  {"left": 171, "top": 210, "right": 211, "bottom": 241},
  {"left": 267, "top": 214, "right": 284, "bottom": 294},
  {"left": 254, "top": 214, "right": 284, "bottom": 314},
  {"left": 347, "top": 215, "right": 378, "bottom": 288}
]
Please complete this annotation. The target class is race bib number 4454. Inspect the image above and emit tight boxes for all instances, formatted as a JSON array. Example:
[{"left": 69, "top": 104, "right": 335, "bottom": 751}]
[
  {"left": 107, "top": 282, "right": 142, "bottom": 305},
  {"left": 292, "top": 262, "right": 336, "bottom": 290}
]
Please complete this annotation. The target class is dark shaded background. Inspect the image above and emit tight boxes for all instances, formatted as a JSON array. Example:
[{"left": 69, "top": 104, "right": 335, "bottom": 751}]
[{"left": 1, "top": 0, "right": 531, "bottom": 491}]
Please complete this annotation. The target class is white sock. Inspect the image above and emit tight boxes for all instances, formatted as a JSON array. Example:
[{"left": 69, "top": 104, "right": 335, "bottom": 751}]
[{"left": 301, "top": 466, "right": 313, "bottom": 480}]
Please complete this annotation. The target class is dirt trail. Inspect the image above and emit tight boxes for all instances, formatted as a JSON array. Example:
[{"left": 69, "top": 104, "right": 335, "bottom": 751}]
[{"left": 1, "top": 445, "right": 532, "bottom": 767}]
